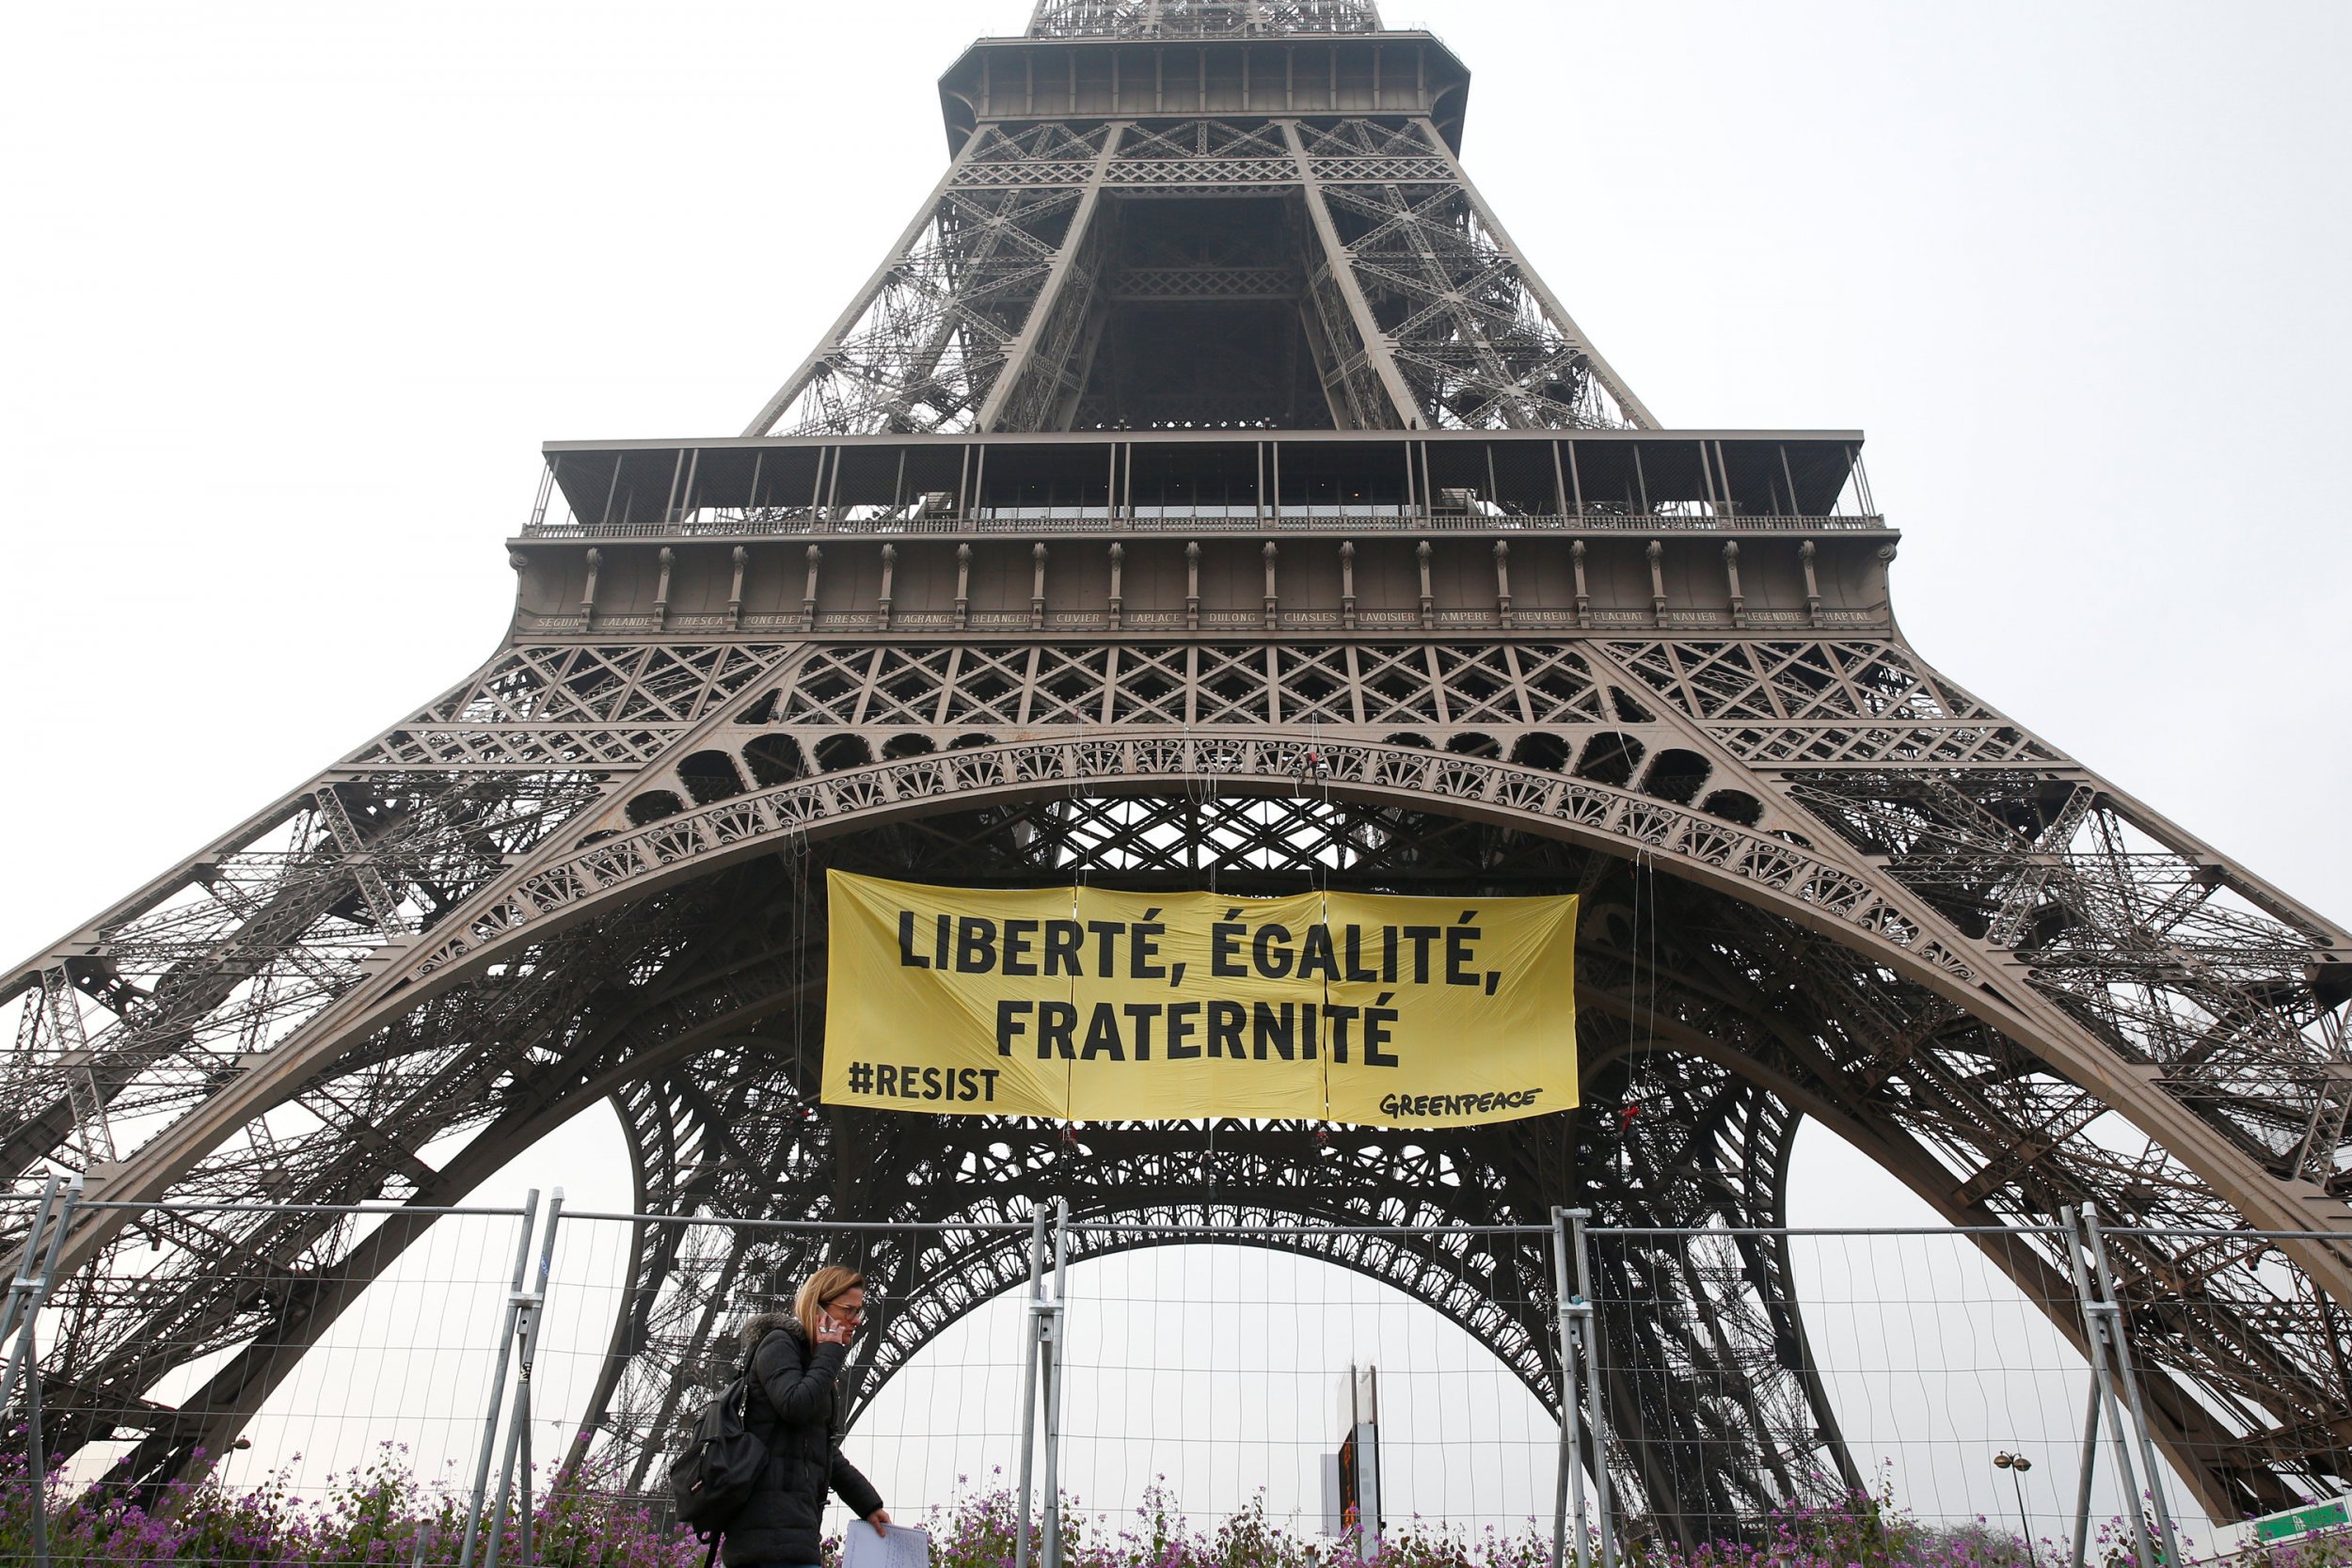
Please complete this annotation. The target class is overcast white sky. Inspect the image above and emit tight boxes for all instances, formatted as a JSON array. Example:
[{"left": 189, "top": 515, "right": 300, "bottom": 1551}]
[{"left": 3, "top": 0, "right": 2346, "bottom": 1520}]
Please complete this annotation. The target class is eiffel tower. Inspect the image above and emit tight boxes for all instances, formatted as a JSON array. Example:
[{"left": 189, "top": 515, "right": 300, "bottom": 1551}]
[{"left": 7, "top": 0, "right": 2348, "bottom": 1542}]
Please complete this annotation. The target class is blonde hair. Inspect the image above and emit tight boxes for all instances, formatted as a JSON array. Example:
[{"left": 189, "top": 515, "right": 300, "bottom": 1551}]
[{"left": 794, "top": 1266, "right": 866, "bottom": 1344}]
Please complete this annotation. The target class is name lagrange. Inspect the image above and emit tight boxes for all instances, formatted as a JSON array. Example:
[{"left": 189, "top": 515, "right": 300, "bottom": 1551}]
[{"left": 847, "top": 907, "right": 1549, "bottom": 1120}]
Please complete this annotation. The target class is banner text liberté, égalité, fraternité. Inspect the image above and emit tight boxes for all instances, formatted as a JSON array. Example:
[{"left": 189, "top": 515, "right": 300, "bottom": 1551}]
[{"left": 822, "top": 871, "right": 1576, "bottom": 1128}]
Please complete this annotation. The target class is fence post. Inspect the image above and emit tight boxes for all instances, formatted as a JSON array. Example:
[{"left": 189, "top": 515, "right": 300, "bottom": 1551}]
[
  {"left": 1358, "top": 1377, "right": 1382, "bottom": 1563},
  {"left": 13, "top": 1177, "right": 79, "bottom": 1568},
  {"left": 460, "top": 1191, "right": 540, "bottom": 1568},
  {"left": 1549, "top": 1208, "right": 1592, "bottom": 1568},
  {"left": 1041, "top": 1197, "right": 1072, "bottom": 1568},
  {"left": 2083, "top": 1209, "right": 2183, "bottom": 1567},
  {"left": 1566, "top": 1209, "right": 1614, "bottom": 1568},
  {"left": 2060, "top": 1206, "right": 2156, "bottom": 1568},
  {"left": 1015, "top": 1205, "right": 1049, "bottom": 1568},
  {"left": 23, "top": 1304, "right": 50, "bottom": 1568},
  {"left": 0, "top": 1177, "right": 63, "bottom": 1405},
  {"left": 2070, "top": 1368, "right": 2100, "bottom": 1568},
  {"left": 485, "top": 1188, "right": 564, "bottom": 1568}
]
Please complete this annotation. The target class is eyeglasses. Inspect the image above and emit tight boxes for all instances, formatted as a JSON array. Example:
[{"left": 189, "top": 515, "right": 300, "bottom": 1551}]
[{"left": 826, "top": 1302, "right": 866, "bottom": 1321}]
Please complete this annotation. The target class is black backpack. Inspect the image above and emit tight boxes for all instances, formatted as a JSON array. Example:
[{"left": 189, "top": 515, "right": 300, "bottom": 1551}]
[{"left": 667, "top": 1342, "right": 772, "bottom": 1539}]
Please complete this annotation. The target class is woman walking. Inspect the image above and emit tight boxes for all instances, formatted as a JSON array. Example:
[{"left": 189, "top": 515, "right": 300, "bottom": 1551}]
[{"left": 724, "top": 1266, "right": 891, "bottom": 1568}]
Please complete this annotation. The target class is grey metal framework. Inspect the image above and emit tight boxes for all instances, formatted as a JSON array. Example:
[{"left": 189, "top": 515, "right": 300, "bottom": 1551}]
[
  {"left": 742, "top": 5, "right": 1650, "bottom": 438},
  {"left": 3, "top": 1, "right": 2347, "bottom": 1549},
  {"left": 1027, "top": 2, "right": 1388, "bottom": 39}
]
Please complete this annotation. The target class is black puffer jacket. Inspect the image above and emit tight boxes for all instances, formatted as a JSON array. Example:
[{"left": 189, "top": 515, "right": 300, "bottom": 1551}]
[{"left": 721, "top": 1312, "right": 884, "bottom": 1567}]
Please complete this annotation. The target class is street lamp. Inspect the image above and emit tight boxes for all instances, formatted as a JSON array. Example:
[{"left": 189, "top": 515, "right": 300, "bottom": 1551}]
[{"left": 1994, "top": 1452, "right": 2038, "bottom": 1568}]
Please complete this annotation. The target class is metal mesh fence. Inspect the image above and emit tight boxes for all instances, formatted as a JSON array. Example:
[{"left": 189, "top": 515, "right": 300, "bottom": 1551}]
[
  {"left": 535, "top": 1212, "right": 1043, "bottom": 1530},
  {"left": 60, "top": 1204, "right": 532, "bottom": 1491},
  {"left": 1589, "top": 1224, "right": 2127, "bottom": 1549},
  {"left": 7, "top": 1187, "right": 541, "bottom": 1565},
  {"left": 0, "top": 1190, "right": 2341, "bottom": 1567},
  {"left": 1053, "top": 1225, "right": 1562, "bottom": 1541},
  {"left": 2093, "top": 1223, "right": 2326, "bottom": 1491}
]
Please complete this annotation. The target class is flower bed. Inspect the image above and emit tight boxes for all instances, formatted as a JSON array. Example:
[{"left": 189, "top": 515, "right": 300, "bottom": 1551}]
[{"left": 1, "top": 1448, "right": 2343, "bottom": 1568}]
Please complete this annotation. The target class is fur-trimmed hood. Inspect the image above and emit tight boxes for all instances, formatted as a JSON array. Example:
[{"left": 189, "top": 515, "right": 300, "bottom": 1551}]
[{"left": 738, "top": 1309, "right": 804, "bottom": 1353}]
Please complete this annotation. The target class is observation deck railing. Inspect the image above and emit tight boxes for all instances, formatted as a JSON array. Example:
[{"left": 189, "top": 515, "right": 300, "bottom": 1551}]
[{"left": 519, "top": 509, "right": 1891, "bottom": 543}]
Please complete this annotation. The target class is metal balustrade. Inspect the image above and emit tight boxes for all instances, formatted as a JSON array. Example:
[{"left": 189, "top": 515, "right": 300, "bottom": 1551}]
[{"left": 520, "top": 510, "right": 1891, "bottom": 542}]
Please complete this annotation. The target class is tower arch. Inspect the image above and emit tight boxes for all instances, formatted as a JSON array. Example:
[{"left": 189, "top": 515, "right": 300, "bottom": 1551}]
[{"left": 3, "top": 0, "right": 2345, "bottom": 1542}]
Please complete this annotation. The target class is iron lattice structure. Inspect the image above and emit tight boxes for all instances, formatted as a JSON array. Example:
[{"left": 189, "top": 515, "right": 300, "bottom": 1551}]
[
  {"left": 6, "top": 2, "right": 2350, "bottom": 1546},
  {"left": 743, "top": 1, "right": 1651, "bottom": 438}
]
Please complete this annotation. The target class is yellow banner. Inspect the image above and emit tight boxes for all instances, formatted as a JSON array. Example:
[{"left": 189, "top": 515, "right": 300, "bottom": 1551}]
[{"left": 822, "top": 871, "right": 1577, "bottom": 1128}]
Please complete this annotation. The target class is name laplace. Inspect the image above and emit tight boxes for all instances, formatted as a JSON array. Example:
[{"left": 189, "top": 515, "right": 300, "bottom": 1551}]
[
  {"left": 997, "top": 997, "right": 1400, "bottom": 1066},
  {"left": 898, "top": 909, "right": 1493, "bottom": 990}
]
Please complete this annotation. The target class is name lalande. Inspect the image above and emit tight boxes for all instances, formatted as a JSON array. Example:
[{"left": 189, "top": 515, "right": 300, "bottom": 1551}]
[{"left": 820, "top": 871, "right": 1581, "bottom": 1128}]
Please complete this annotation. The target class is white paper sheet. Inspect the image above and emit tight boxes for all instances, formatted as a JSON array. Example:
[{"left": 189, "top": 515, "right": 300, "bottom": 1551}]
[{"left": 843, "top": 1519, "right": 930, "bottom": 1568}]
